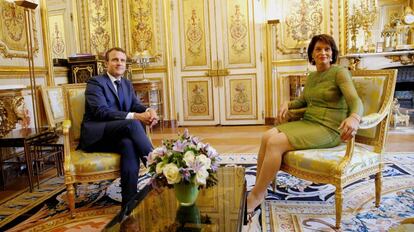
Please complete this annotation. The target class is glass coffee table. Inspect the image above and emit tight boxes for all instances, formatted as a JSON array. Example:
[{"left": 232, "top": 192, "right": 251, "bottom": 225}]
[{"left": 104, "top": 166, "right": 246, "bottom": 231}]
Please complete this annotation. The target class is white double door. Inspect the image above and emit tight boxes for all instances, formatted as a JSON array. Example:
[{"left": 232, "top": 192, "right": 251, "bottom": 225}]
[{"left": 172, "top": 0, "right": 264, "bottom": 125}]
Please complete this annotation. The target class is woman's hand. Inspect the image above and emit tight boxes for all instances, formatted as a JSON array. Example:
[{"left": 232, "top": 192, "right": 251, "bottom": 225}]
[
  {"left": 338, "top": 113, "right": 361, "bottom": 141},
  {"left": 277, "top": 102, "right": 289, "bottom": 123}
]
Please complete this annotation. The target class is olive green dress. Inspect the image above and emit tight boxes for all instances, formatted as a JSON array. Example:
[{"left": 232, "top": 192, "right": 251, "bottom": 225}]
[{"left": 277, "top": 66, "right": 363, "bottom": 149}]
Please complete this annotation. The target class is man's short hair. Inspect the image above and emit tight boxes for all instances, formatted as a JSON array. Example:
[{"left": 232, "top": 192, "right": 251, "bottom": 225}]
[{"left": 105, "top": 47, "right": 126, "bottom": 61}]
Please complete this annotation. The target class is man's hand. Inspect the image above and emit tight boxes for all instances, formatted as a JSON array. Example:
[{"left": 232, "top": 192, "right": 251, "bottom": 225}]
[
  {"left": 133, "top": 112, "right": 151, "bottom": 125},
  {"left": 133, "top": 109, "right": 159, "bottom": 127},
  {"left": 147, "top": 108, "right": 159, "bottom": 127}
]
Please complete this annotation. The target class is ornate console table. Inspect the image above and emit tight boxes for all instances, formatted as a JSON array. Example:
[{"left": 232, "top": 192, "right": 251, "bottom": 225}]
[{"left": 0, "top": 85, "right": 27, "bottom": 137}]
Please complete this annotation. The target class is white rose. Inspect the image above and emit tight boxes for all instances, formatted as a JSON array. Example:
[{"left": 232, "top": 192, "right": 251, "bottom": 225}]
[
  {"left": 163, "top": 163, "right": 182, "bottom": 184},
  {"left": 183, "top": 151, "right": 195, "bottom": 166},
  {"left": 196, "top": 154, "right": 211, "bottom": 169},
  {"left": 195, "top": 168, "right": 209, "bottom": 185},
  {"left": 156, "top": 162, "right": 165, "bottom": 174},
  {"left": 196, "top": 142, "right": 205, "bottom": 150}
]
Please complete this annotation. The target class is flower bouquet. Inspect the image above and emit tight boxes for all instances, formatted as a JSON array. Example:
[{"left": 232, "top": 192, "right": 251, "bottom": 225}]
[{"left": 146, "top": 129, "right": 219, "bottom": 205}]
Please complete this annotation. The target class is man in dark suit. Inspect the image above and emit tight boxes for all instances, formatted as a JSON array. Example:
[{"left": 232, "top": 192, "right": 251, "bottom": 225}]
[{"left": 79, "top": 47, "right": 158, "bottom": 208}]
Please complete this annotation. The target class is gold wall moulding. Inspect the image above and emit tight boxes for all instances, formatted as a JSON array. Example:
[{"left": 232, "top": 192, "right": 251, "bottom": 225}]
[
  {"left": 0, "top": 0, "right": 39, "bottom": 59},
  {"left": 0, "top": 66, "right": 47, "bottom": 77},
  {"left": 275, "top": 0, "right": 332, "bottom": 56},
  {"left": 130, "top": 66, "right": 167, "bottom": 73},
  {"left": 271, "top": 59, "right": 308, "bottom": 66}
]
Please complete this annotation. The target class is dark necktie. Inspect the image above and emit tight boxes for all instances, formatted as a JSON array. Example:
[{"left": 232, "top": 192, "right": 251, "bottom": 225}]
[{"left": 115, "top": 80, "right": 125, "bottom": 111}]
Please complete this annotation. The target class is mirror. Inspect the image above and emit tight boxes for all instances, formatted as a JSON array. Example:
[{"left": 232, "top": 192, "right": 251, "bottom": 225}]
[{"left": 344, "top": 0, "right": 412, "bottom": 53}]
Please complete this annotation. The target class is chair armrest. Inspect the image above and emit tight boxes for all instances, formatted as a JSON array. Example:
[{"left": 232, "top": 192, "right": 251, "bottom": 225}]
[
  {"left": 335, "top": 138, "right": 355, "bottom": 174},
  {"left": 336, "top": 101, "right": 391, "bottom": 173},
  {"left": 359, "top": 98, "right": 392, "bottom": 129},
  {"left": 62, "top": 120, "right": 73, "bottom": 175},
  {"left": 145, "top": 125, "right": 153, "bottom": 145},
  {"left": 62, "top": 120, "right": 71, "bottom": 134}
]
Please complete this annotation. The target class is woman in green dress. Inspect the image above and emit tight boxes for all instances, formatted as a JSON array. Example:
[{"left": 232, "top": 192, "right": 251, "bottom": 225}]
[{"left": 246, "top": 34, "right": 364, "bottom": 218}]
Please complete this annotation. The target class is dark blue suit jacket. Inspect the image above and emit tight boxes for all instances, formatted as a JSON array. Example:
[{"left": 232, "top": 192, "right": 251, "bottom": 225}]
[{"left": 79, "top": 74, "right": 147, "bottom": 149}]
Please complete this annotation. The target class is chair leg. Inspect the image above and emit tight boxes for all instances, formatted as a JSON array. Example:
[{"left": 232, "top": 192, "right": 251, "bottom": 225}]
[
  {"left": 67, "top": 183, "right": 76, "bottom": 218},
  {"left": 271, "top": 178, "right": 276, "bottom": 192},
  {"left": 375, "top": 172, "right": 382, "bottom": 207},
  {"left": 335, "top": 188, "right": 343, "bottom": 229}
]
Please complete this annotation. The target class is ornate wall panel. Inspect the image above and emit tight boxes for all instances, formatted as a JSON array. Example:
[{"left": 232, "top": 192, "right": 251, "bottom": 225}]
[
  {"left": 86, "top": 0, "right": 113, "bottom": 54},
  {"left": 0, "top": 0, "right": 39, "bottom": 59},
  {"left": 48, "top": 14, "right": 66, "bottom": 59},
  {"left": 128, "top": 0, "right": 154, "bottom": 53},
  {"left": 225, "top": 75, "right": 257, "bottom": 120},
  {"left": 224, "top": 0, "right": 253, "bottom": 66},
  {"left": 178, "top": 0, "right": 209, "bottom": 70},
  {"left": 183, "top": 77, "right": 214, "bottom": 120},
  {"left": 275, "top": 0, "right": 332, "bottom": 58},
  {"left": 124, "top": 0, "right": 165, "bottom": 65}
]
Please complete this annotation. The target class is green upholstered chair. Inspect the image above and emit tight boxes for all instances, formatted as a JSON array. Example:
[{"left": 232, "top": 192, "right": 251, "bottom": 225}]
[{"left": 272, "top": 69, "right": 397, "bottom": 228}]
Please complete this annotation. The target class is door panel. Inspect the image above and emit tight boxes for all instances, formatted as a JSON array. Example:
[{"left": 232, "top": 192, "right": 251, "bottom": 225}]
[
  {"left": 180, "top": 0, "right": 211, "bottom": 70},
  {"left": 221, "top": 0, "right": 256, "bottom": 68},
  {"left": 182, "top": 76, "right": 218, "bottom": 124},
  {"left": 173, "top": 0, "right": 263, "bottom": 126},
  {"left": 222, "top": 74, "right": 257, "bottom": 122}
]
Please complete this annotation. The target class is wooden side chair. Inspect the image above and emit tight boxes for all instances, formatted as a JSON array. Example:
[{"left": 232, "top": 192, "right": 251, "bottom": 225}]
[{"left": 272, "top": 69, "right": 397, "bottom": 228}]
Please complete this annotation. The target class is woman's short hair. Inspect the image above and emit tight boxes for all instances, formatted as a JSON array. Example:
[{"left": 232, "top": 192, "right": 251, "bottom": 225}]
[{"left": 307, "top": 34, "right": 339, "bottom": 65}]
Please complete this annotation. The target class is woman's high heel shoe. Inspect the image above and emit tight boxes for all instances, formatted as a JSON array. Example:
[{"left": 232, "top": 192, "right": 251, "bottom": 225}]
[{"left": 243, "top": 208, "right": 261, "bottom": 232}]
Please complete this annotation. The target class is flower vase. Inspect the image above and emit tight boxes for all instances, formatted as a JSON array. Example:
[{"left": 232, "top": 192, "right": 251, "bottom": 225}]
[
  {"left": 176, "top": 204, "right": 201, "bottom": 225},
  {"left": 173, "top": 182, "right": 199, "bottom": 206}
]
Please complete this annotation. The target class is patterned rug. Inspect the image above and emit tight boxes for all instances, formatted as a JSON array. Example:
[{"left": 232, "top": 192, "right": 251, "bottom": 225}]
[
  {"left": 2, "top": 153, "right": 414, "bottom": 231},
  {"left": 257, "top": 153, "right": 414, "bottom": 232}
]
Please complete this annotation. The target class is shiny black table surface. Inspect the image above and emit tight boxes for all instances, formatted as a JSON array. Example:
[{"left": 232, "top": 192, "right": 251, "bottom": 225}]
[{"left": 104, "top": 166, "right": 246, "bottom": 232}]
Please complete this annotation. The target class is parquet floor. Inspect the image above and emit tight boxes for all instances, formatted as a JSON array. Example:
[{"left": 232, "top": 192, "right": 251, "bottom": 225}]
[
  {"left": 1, "top": 125, "right": 413, "bottom": 201},
  {"left": 150, "top": 125, "right": 414, "bottom": 153}
]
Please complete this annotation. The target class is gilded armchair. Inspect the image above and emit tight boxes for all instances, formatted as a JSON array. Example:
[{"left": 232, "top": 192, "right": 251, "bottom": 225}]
[
  {"left": 273, "top": 69, "right": 397, "bottom": 228},
  {"left": 61, "top": 83, "right": 122, "bottom": 218}
]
